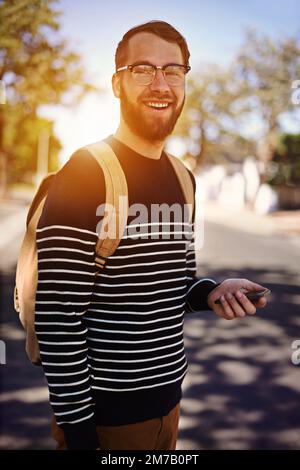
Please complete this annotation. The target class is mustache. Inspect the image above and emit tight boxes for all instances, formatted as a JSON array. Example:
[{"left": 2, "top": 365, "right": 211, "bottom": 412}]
[{"left": 141, "top": 94, "right": 174, "bottom": 102}]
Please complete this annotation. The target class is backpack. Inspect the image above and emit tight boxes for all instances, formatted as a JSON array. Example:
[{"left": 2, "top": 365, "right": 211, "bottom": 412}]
[{"left": 14, "top": 140, "right": 195, "bottom": 364}]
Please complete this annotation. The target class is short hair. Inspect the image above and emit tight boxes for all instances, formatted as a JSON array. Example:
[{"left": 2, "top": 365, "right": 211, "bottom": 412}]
[{"left": 115, "top": 20, "right": 190, "bottom": 70}]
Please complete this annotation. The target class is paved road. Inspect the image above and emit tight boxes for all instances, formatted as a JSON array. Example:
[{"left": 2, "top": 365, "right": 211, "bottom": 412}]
[
  {"left": 179, "top": 221, "right": 300, "bottom": 450},
  {"left": 1, "top": 209, "right": 300, "bottom": 449}
]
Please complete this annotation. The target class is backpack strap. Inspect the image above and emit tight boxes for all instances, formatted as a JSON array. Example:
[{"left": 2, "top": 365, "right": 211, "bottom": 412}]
[
  {"left": 84, "top": 141, "right": 128, "bottom": 270},
  {"left": 166, "top": 153, "right": 195, "bottom": 223},
  {"left": 26, "top": 173, "right": 56, "bottom": 227},
  {"left": 14, "top": 193, "right": 48, "bottom": 364},
  {"left": 15, "top": 172, "right": 56, "bottom": 316}
]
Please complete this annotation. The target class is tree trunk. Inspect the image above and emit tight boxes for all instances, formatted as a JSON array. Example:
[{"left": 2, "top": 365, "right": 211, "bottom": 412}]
[
  {"left": 196, "top": 122, "right": 207, "bottom": 167},
  {"left": 0, "top": 110, "right": 9, "bottom": 198}
]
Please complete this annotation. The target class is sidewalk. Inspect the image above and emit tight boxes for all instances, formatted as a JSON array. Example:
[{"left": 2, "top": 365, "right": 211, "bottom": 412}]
[
  {"left": 202, "top": 201, "right": 300, "bottom": 239},
  {"left": 0, "top": 198, "right": 29, "bottom": 273}
]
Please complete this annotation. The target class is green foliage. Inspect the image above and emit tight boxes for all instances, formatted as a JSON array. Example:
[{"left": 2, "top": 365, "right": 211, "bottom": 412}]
[
  {"left": 3, "top": 102, "right": 61, "bottom": 182},
  {"left": 173, "top": 66, "right": 256, "bottom": 164},
  {"left": 174, "top": 29, "right": 300, "bottom": 169},
  {"left": 236, "top": 29, "right": 300, "bottom": 130},
  {"left": 0, "top": 0, "right": 99, "bottom": 189},
  {"left": 267, "top": 133, "right": 300, "bottom": 186},
  {"left": 0, "top": 0, "right": 96, "bottom": 108}
]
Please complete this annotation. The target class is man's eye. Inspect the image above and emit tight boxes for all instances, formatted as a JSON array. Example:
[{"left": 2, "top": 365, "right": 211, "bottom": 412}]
[
  {"left": 133, "top": 66, "right": 153, "bottom": 74},
  {"left": 165, "top": 67, "right": 183, "bottom": 77}
]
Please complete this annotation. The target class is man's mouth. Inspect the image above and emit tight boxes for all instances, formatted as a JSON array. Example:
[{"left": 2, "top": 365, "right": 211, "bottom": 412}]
[{"left": 143, "top": 100, "right": 172, "bottom": 110}]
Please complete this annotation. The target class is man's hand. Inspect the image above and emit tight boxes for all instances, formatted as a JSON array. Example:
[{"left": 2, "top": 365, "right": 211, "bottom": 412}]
[{"left": 207, "top": 278, "right": 268, "bottom": 320}]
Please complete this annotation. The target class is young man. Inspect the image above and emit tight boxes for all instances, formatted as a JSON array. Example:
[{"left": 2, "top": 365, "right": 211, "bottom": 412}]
[{"left": 35, "top": 20, "right": 268, "bottom": 450}]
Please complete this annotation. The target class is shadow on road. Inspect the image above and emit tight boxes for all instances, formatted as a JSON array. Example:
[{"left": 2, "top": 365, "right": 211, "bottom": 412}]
[
  {"left": 179, "top": 265, "right": 300, "bottom": 450},
  {"left": 0, "top": 270, "right": 54, "bottom": 450}
]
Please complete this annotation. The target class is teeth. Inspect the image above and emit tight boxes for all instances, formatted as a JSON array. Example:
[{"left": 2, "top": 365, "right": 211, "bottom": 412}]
[{"left": 145, "top": 102, "right": 169, "bottom": 108}]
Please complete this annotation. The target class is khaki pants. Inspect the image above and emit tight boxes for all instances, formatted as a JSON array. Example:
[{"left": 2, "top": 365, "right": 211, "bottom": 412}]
[{"left": 51, "top": 403, "right": 180, "bottom": 450}]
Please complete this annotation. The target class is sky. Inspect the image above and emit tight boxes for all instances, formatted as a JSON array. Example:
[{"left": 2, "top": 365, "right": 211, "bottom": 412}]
[{"left": 39, "top": 0, "right": 300, "bottom": 164}]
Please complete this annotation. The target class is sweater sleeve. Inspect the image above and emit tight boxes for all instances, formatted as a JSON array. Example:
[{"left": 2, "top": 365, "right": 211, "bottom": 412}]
[
  {"left": 185, "top": 169, "right": 219, "bottom": 312},
  {"left": 35, "top": 149, "right": 105, "bottom": 449}
]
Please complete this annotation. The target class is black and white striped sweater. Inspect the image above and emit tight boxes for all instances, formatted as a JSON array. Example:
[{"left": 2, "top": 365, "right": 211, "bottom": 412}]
[{"left": 35, "top": 135, "right": 217, "bottom": 449}]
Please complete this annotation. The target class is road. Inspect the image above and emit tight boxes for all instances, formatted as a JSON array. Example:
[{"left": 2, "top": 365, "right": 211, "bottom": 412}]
[
  {"left": 1, "top": 205, "right": 300, "bottom": 450},
  {"left": 179, "top": 220, "right": 300, "bottom": 450}
]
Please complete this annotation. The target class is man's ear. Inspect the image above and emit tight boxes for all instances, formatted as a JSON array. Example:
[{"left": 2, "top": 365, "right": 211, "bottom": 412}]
[{"left": 112, "top": 73, "right": 121, "bottom": 99}]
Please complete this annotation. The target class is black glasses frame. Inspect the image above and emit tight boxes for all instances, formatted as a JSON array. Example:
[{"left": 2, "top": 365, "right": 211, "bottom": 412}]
[{"left": 115, "top": 63, "right": 191, "bottom": 85}]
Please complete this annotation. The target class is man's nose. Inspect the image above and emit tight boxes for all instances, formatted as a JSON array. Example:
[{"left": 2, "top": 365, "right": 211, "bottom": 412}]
[{"left": 149, "top": 69, "right": 170, "bottom": 92}]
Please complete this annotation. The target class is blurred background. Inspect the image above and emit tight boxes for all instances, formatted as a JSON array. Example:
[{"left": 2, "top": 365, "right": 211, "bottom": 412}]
[{"left": 0, "top": 0, "right": 300, "bottom": 450}]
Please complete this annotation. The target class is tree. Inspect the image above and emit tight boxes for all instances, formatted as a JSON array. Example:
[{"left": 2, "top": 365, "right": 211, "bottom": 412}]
[
  {"left": 268, "top": 133, "right": 300, "bottom": 186},
  {"left": 172, "top": 63, "right": 256, "bottom": 166},
  {"left": 172, "top": 29, "right": 300, "bottom": 170},
  {"left": 235, "top": 29, "right": 300, "bottom": 166},
  {"left": 0, "top": 0, "right": 98, "bottom": 194}
]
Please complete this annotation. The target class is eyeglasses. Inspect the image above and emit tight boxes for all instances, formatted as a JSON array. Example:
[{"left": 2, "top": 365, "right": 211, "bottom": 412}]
[{"left": 116, "top": 63, "right": 191, "bottom": 86}]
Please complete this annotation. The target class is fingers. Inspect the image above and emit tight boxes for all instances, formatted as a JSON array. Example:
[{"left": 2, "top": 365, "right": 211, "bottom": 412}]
[
  {"left": 225, "top": 292, "right": 246, "bottom": 317},
  {"left": 217, "top": 290, "right": 257, "bottom": 319},
  {"left": 209, "top": 278, "right": 269, "bottom": 320},
  {"left": 234, "top": 290, "right": 256, "bottom": 315},
  {"left": 254, "top": 297, "right": 267, "bottom": 308},
  {"left": 218, "top": 295, "right": 235, "bottom": 320}
]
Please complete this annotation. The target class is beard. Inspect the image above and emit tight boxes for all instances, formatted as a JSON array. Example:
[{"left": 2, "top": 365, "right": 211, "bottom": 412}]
[{"left": 119, "top": 83, "right": 185, "bottom": 142}]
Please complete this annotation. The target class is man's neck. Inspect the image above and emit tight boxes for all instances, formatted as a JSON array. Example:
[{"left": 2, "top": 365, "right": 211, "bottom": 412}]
[{"left": 113, "top": 124, "right": 165, "bottom": 160}]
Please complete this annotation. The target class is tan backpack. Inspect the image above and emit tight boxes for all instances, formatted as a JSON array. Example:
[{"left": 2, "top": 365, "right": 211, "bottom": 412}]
[{"left": 14, "top": 140, "right": 195, "bottom": 364}]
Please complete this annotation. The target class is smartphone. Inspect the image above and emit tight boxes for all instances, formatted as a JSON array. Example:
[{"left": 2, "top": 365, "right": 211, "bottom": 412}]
[{"left": 214, "top": 288, "right": 271, "bottom": 305}]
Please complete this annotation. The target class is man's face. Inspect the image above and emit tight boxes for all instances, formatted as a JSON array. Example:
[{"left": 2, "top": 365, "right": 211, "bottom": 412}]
[{"left": 113, "top": 32, "right": 186, "bottom": 142}]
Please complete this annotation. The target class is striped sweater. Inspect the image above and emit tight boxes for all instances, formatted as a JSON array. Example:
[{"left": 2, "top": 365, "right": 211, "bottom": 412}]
[{"left": 35, "top": 135, "right": 217, "bottom": 449}]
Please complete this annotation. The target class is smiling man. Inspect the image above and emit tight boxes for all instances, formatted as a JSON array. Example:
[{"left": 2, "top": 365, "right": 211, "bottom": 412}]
[
  {"left": 35, "top": 20, "right": 268, "bottom": 451},
  {"left": 114, "top": 32, "right": 187, "bottom": 145}
]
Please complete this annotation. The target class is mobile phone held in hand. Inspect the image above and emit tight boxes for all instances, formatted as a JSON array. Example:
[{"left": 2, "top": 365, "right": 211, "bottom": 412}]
[{"left": 214, "top": 288, "right": 271, "bottom": 305}]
